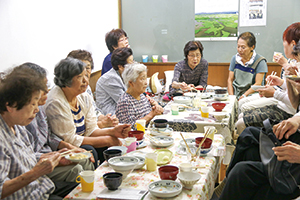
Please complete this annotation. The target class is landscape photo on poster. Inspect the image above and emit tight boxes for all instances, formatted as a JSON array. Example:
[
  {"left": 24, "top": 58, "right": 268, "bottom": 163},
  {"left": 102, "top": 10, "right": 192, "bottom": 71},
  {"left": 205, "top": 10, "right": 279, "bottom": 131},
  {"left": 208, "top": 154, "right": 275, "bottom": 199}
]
[{"left": 195, "top": 0, "right": 238, "bottom": 39}]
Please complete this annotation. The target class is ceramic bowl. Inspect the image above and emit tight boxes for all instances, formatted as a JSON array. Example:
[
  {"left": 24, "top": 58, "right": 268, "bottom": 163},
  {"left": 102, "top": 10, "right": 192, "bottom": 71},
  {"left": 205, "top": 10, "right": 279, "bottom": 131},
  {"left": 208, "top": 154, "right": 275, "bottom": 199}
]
[
  {"left": 212, "top": 103, "right": 226, "bottom": 111},
  {"left": 153, "top": 119, "right": 168, "bottom": 128},
  {"left": 214, "top": 89, "right": 227, "bottom": 94},
  {"left": 150, "top": 136, "right": 174, "bottom": 147},
  {"left": 128, "top": 130, "right": 144, "bottom": 141},
  {"left": 158, "top": 165, "right": 179, "bottom": 181},
  {"left": 173, "top": 96, "right": 192, "bottom": 105},
  {"left": 108, "top": 156, "right": 139, "bottom": 179},
  {"left": 213, "top": 113, "right": 226, "bottom": 121},
  {"left": 103, "top": 149, "right": 122, "bottom": 162},
  {"left": 195, "top": 137, "right": 212, "bottom": 149},
  {"left": 177, "top": 172, "right": 201, "bottom": 190},
  {"left": 133, "top": 156, "right": 146, "bottom": 169},
  {"left": 103, "top": 172, "right": 123, "bottom": 190},
  {"left": 108, "top": 146, "right": 128, "bottom": 155},
  {"left": 149, "top": 180, "right": 182, "bottom": 198}
]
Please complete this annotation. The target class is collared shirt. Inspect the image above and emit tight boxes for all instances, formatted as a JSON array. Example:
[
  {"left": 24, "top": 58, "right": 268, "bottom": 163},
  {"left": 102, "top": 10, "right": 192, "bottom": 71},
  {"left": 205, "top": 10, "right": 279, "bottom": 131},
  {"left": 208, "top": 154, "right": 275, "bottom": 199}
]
[
  {"left": 26, "top": 106, "right": 62, "bottom": 153},
  {"left": 235, "top": 50, "right": 257, "bottom": 67},
  {"left": 115, "top": 93, "right": 152, "bottom": 127},
  {"left": 0, "top": 115, "right": 54, "bottom": 200},
  {"left": 169, "top": 59, "right": 208, "bottom": 95},
  {"left": 96, "top": 68, "right": 126, "bottom": 115}
]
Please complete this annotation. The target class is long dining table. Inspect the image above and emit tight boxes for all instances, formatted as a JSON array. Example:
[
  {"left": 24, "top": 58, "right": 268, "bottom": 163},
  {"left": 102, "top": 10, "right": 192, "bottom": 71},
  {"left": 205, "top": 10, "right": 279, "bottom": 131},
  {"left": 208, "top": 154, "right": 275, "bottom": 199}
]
[
  {"left": 152, "top": 94, "right": 238, "bottom": 145},
  {"left": 64, "top": 132, "right": 225, "bottom": 200}
]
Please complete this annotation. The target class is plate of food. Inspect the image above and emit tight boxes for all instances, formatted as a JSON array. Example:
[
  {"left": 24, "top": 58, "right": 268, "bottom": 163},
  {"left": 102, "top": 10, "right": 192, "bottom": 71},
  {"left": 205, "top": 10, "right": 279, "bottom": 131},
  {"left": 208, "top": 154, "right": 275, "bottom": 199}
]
[
  {"left": 65, "top": 152, "right": 91, "bottom": 162},
  {"left": 285, "top": 75, "right": 300, "bottom": 81},
  {"left": 149, "top": 136, "right": 174, "bottom": 148}
]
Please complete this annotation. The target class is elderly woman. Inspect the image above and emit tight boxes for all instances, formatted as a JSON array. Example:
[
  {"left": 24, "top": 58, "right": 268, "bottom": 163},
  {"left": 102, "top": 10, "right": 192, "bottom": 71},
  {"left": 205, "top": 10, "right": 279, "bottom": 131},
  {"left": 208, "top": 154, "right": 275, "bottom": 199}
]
[
  {"left": 228, "top": 32, "right": 268, "bottom": 101},
  {"left": 167, "top": 41, "right": 208, "bottom": 98},
  {"left": 0, "top": 65, "right": 77, "bottom": 199},
  {"left": 102, "top": 28, "right": 130, "bottom": 75},
  {"left": 67, "top": 49, "right": 119, "bottom": 128},
  {"left": 115, "top": 63, "right": 164, "bottom": 127},
  {"left": 96, "top": 47, "right": 134, "bottom": 115},
  {"left": 213, "top": 24, "right": 300, "bottom": 200},
  {"left": 45, "top": 58, "right": 131, "bottom": 165}
]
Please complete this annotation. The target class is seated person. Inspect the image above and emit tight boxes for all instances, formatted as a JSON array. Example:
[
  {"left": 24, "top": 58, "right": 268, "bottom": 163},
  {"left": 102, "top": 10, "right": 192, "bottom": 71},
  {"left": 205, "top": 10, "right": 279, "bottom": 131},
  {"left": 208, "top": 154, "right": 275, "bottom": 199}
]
[
  {"left": 168, "top": 40, "right": 208, "bottom": 97},
  {"left": 115, "top": 63, "right": 164, "bottom": 127},
  {"left": 96, "top": 47, "right": 134, "bottom": 115},
  {"left": 0, "top": 65, "right": 76, "bottom": 199},
  {"left": 67, "top": 49, "right": 119, "bottom": 128},
  {"left": 227, "top": 32, "right": 267, "bottom": 101},
  {"left": 45, "top": 58, "right": 131, "bottom": 165},
  {"left": 102, "top": 28, "right": 129, "bottom": 76},
  {"left": 23, "top": 62, "right": 95, "bottom": 179}
]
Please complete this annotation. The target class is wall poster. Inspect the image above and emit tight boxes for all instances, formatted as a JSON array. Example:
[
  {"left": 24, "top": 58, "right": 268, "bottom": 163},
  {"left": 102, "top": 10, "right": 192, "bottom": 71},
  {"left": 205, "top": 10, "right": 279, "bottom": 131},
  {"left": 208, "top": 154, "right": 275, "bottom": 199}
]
[
  {"left": 195, "top": 0, "right": 239, "bottom": 41},
  {"left": 239, "top": 0, "right": 267, "bottom": 27}
]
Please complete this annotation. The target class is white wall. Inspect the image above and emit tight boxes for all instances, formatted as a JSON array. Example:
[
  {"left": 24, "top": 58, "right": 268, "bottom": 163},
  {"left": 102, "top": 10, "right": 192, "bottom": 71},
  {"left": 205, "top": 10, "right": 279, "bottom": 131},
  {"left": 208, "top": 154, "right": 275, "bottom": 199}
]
[{"left": 0, "top": 0, "right": 119, "bottom": 86}]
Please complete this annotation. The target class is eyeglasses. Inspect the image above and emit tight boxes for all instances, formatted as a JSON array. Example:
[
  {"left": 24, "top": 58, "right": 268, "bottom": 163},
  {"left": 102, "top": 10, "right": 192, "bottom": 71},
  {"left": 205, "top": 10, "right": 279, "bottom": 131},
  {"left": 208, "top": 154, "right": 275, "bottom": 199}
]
[
  {"left": 188, "top": 54, "right": 201, "bottom": 58},
  {"left": 118, "top": 37, "right": 129, "bottom": 43}
]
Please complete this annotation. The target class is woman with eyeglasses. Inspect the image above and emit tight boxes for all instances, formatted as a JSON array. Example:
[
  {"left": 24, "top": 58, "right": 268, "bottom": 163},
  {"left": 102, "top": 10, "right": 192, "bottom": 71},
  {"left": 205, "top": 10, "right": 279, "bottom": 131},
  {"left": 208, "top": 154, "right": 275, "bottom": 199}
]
[
  {"left": 168, "top": 41, "right": 208, "bottom": 97},
  {"left": 102, "top": 29, "right": 130, "bottom": 76},
  {"left": 227, "top": 32, "right": 268, "bottom": 100}
]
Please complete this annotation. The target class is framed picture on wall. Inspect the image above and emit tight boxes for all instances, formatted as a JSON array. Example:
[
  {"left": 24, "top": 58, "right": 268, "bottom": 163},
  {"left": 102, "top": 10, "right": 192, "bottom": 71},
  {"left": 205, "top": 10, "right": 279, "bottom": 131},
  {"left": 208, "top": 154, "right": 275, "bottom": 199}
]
[{"left": 195, "top": 0, "right": 238, "bottom": 41}]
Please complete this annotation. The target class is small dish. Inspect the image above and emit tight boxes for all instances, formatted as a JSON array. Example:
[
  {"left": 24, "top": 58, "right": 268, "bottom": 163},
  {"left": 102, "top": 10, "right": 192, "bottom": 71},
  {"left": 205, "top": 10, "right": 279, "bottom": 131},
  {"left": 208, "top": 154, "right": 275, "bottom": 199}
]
[
  {"left": 251, "top": 85, "right": 266, "bottom": 91},
  {"left": 148, "top": 180, "right": 182, "bottom": 198},
  {"left": 155, "top": 149, "right": 173, "bottom": 165},
  {"left": 150, "top": 136, "right": 174, "bottom": 147},
  {"left": 65, "top": 152, "right": 91, "bottom": 162},
  {"left": 150, "top": 126, "right": 173, "bottom": 136}
]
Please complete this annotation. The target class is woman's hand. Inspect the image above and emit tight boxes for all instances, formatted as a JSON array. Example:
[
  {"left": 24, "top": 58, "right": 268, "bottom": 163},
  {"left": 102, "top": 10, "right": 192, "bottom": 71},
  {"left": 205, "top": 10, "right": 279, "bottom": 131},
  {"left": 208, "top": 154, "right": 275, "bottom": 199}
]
[
  {"left": 273, "top": 141, "right": 300, "bottom": 163},
  {"left": 112, "top": 124, "right": 131, "bottom": 138},
  {"left": 273, "top": 116, "right": 300, "bottom": 140},
  {"left": 151, "top": 104, "right": 164, "bottom": 115},
  {"left": 285, "top": 65, "right": 298, "bottom": 76},
  {"left": 257, "top": 86, "right": 275, "bottom": 98},
  {"left": 179, "top": 82, "right": 189, "bottom": 90},
  {"left": 98, "top": 114, "right": 119, "bottom": 128},
  {"left": 266, "top": 75, "right": 283, "bottom": 86},
  {"left": 273, "top": 53, "right": 288, "bottom": 67},
  {"left": 33, "top": 152, "right": 61, "bottom": 175}
]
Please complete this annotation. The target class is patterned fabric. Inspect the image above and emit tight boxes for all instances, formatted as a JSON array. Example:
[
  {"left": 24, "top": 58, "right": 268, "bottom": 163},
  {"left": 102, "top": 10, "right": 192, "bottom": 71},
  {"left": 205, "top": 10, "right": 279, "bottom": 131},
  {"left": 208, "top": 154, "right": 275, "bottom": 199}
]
[
  {"left": 0, "top": 115, "right": 54, "bottom": 200},
  {"left": 243, "top": 104, "right": 293, "bottom": 127},
  {"left": 115, "top": 93, "right": 152, "bottom": 127},
  {"left": 169, "top": 59, "right": 208, "bottom": 96},
  {"left": 96, "top": 68, "right": 126, "bottom": 115},
  {"left": 26, "top": 106, "right": 62, "bottom": 154},
  {"left": 45, "top": 85, "right": 99, "bottom": 147},
  {"left": 71, "top": 105, "right": 86, "bottom": 136},
  {"left": 101, "top": 53, "right": 112, "bottom": 76},
  {"left": 86, "top": 85, "right": 103, "bottom": 117}
]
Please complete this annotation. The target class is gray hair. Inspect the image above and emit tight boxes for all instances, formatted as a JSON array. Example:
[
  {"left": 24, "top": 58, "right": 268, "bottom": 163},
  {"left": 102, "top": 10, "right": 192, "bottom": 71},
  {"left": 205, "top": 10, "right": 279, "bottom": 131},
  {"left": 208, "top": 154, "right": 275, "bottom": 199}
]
[{"left": 122, "top": 63, "right": 147, "bottom": 88}]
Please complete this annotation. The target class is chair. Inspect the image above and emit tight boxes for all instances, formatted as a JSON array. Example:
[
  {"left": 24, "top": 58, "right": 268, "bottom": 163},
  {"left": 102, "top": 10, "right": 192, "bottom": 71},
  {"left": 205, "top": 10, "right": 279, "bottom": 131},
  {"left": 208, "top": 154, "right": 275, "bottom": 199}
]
[
  {"left": 164, "top": 70, "right": 174, "bottom": 93},
  {"left": 150, "top": 72, "right": 162, "bottom": 94}
]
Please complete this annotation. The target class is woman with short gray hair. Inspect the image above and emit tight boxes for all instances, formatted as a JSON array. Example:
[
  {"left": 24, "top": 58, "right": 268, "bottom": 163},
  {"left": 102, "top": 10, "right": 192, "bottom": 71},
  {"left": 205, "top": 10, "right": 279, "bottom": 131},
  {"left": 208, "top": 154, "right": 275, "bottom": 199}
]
[{"left": 115, "top": 63, "right": 164, "bottom": 127}]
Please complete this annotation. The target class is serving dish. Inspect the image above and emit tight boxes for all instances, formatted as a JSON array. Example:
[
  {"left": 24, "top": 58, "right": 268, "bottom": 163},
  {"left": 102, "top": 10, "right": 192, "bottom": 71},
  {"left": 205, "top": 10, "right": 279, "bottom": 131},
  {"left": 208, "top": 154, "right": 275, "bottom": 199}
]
[
  {"left": 148, "top": 180, "right": 182, "bottom": 198},
  {"left": 65, "top": 152, "right": 91, "bottom": 162}
]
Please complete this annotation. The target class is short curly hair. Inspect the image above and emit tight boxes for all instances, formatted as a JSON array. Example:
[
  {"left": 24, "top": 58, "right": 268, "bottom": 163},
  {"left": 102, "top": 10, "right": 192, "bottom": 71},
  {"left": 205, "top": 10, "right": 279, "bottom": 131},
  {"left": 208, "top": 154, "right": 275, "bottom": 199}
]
[
  {"left": 184, "top": 41, "right": 204, "bottom": 61},
  {"left": 111, "top": 47, "right": 133, "bottom": 70},
  {"left": 54, "top": 57, "right": 85, "bottom": 88},
  {"left": 105, "top": 29, "right": 127, "bottom": 53},
  {"left": 67, "top": 49, "right": 94, "bottom": 70},
  {"left": 0, "top": 64, "right": 47, "bottom": 113}
]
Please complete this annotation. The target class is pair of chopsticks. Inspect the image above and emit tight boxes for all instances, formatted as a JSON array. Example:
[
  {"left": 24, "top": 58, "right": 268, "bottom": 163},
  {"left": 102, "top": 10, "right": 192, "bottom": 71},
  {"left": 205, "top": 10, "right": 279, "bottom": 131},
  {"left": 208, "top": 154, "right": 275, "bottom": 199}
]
[
  {"left": 180, "top": 129, "right": 210, "bottom": 162},
  {"left": 145, "top": 135, "right": 163, "bottom": 145},
  {"left": 60, "top": 149, "right": 92, "bottom": 157},
  {"left": 266, "top": 71, "right": 277, "bottom": 86}
]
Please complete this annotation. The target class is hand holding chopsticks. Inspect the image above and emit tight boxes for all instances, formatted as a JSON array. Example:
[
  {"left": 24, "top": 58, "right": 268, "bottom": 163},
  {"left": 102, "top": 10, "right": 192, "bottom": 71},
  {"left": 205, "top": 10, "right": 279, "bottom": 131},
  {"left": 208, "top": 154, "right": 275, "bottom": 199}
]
[{"left": 266, "top": 71, "right": 277, "bottom": 86}]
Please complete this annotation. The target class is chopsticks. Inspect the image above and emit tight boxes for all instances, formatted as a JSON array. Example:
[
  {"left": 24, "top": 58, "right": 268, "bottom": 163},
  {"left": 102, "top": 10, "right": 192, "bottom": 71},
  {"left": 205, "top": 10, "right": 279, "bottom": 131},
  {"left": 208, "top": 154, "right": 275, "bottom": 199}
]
[
  {"left": 60, "top": 149, "right": 92, "bottom": 157},
  {"left": 266, "top": 71, "right": 277, "bottom": 86},
  {"left": 195, "top": 128, "right": 211, "bottom": 155},
  {"left": 145, "top": 134, "right": 163, "bottom": 145}
]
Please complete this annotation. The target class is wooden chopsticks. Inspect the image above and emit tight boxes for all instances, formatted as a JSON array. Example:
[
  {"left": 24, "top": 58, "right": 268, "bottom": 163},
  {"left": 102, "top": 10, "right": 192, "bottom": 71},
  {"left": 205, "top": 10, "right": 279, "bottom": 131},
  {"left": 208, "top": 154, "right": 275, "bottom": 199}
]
[{"left": 266, "top": 71, "right": 277, "bottom": 86}]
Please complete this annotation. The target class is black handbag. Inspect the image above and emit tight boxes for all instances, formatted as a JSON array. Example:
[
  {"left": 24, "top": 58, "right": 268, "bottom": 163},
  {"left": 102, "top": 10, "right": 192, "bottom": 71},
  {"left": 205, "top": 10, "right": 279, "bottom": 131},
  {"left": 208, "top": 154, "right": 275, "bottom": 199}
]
[{"left": 260, "top": 119, "right": 300, "bottom": 194}]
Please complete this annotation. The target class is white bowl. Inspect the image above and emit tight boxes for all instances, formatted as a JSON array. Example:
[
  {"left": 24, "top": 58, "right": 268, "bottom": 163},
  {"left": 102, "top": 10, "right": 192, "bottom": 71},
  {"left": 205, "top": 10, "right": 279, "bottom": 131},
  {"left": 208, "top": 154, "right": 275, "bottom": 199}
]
[
  {"left": 251, "top": 85, "right": 266, "bottom": 91},
  {"left": 133, "top": 156, "right": 146, "bottom": 169},
  {"left": 149, "top": 180, "right": 182, "bottom": 198},
  {"left": 108, "top": 156, "right": 139, "bottom": 179},
  {"left": 177, "top": 172, "right": 201, "bottom": 190},
  {"left": 150, "top": 136, "right": 174, "bottom": 147},
  {"left": 213, "top": 113, "right": 226, "bottom": 121},
  {"left": 173, "top": 96, "right": 192, "bottom": 105},
  {"left": 108, "top": 146, "right": 128, "bottom": 155}
]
